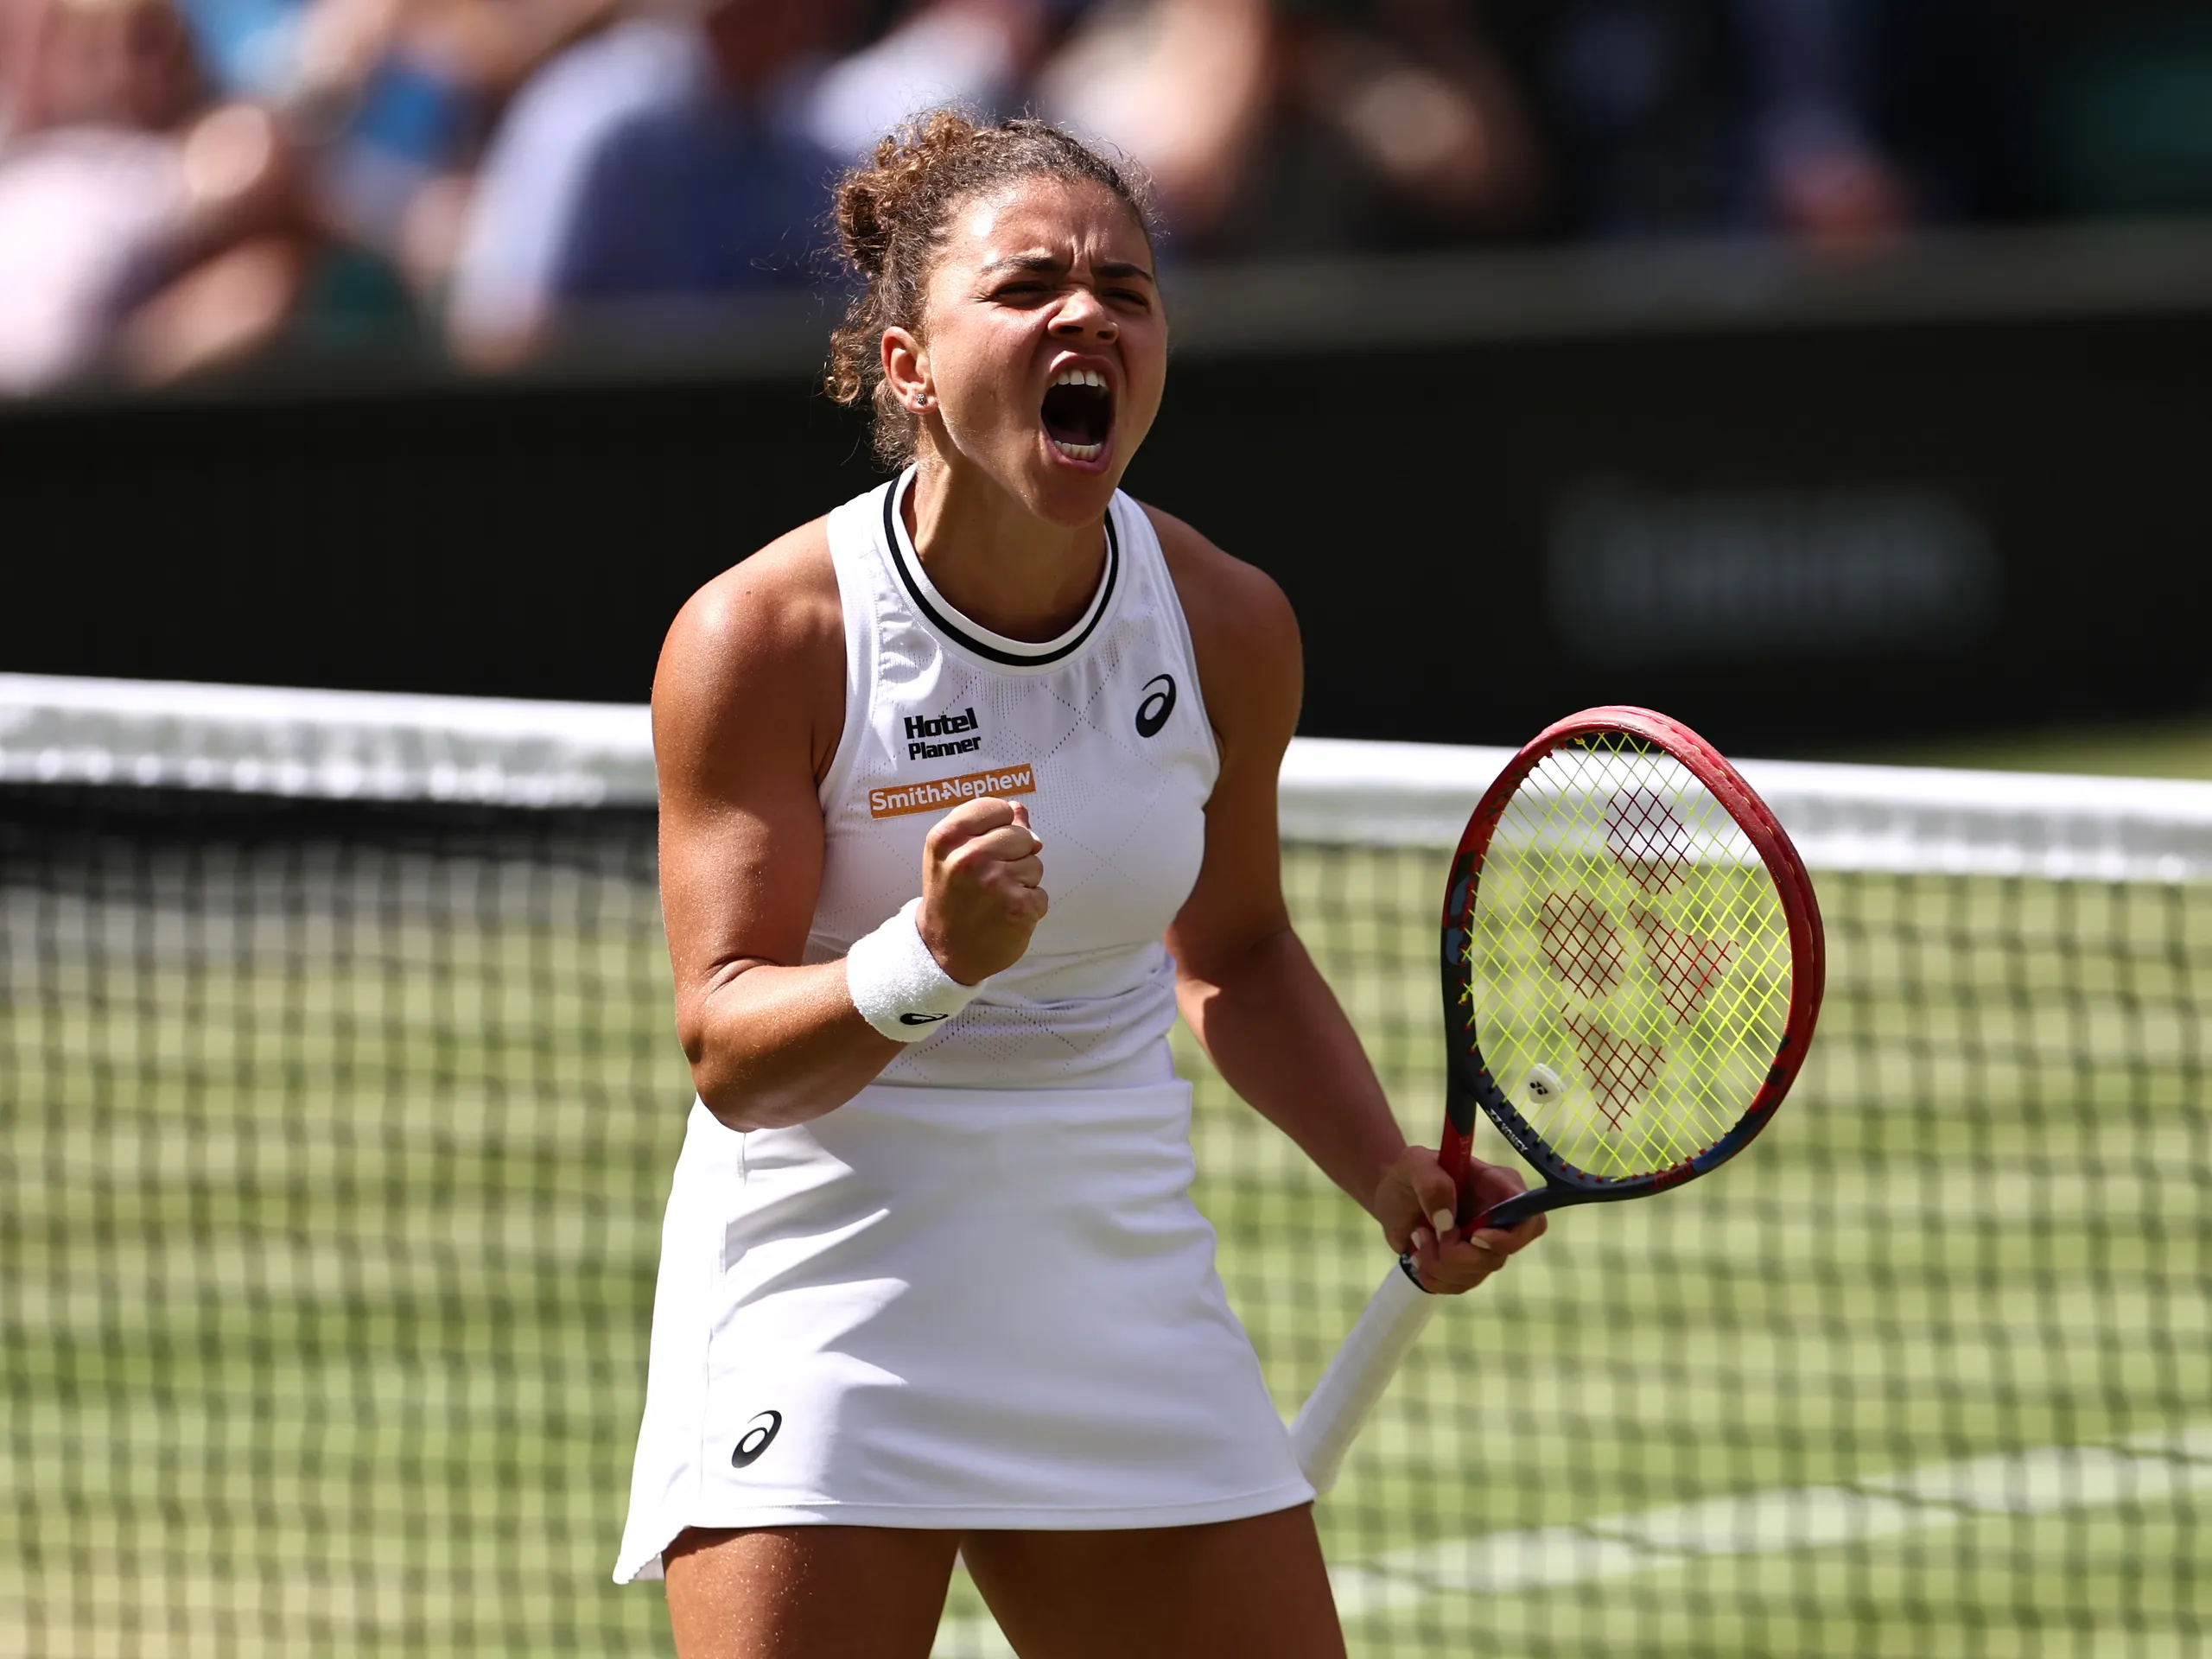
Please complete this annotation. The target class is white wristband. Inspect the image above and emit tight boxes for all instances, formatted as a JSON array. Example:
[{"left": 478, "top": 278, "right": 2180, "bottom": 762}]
[{"left": 845, "top": 898, "right": 983, "bottom": 1041}]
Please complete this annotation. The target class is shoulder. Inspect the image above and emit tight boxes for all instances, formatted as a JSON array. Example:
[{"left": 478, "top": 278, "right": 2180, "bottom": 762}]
[
  {"left": 1140, "top": 502, "right": 1300, "bottom": 762},
  {"left": 653, "top": 517, "right": 847, "bottom": 785},
  {"left": 660, "top": 516, "right": 843, "bottom": 694}
]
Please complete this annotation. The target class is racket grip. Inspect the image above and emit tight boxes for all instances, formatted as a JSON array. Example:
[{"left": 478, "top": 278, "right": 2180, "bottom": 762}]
[{"left": 1287, "top": 1262, "right": 1440, "bottom": 1496}]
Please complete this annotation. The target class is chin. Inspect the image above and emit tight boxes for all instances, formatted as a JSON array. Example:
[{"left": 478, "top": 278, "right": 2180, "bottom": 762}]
[{"left": 1023, "top": 455, "right": 1125, "bottom": 526}]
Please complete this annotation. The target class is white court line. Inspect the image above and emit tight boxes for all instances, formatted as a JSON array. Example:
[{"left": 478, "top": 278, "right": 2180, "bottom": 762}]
[{"left": 931, "top": 1425, "right": 2212, "bottom": 1653}]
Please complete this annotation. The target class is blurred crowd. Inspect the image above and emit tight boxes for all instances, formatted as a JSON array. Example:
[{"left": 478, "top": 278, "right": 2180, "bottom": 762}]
[{"left": 3, "top": 0, "right": 2209, "bottom": 393}]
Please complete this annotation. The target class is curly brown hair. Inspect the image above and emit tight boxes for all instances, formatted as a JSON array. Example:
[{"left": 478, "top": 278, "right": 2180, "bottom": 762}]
[{"left": 825, "top": 110, "right": 1158, "bottom": 469}]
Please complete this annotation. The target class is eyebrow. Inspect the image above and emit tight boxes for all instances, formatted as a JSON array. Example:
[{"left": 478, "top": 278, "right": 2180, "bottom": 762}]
[{"left": 979, "top": 252, "right": 1157, "bottom": 284}]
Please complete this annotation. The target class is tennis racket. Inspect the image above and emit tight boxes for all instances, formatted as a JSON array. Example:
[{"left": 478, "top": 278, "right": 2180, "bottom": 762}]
[{"left": 1289, "top": 705, "right": 1825, "bottom": 1492}]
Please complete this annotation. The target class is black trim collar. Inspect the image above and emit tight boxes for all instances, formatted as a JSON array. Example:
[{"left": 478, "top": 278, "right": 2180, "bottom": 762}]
[{"left": 881, "top": 473, "right": 1119, "bottom": 670}]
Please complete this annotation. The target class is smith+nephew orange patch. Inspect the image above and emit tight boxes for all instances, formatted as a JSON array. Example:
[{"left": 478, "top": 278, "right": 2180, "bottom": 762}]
[{"left": 868, "top": 764, "right": 1038, "bottom": 820}]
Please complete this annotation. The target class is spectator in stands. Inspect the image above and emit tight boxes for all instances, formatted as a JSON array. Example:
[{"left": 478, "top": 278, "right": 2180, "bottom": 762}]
[
  {"left": 1483, "top": 0, "right": 2016, "bottom": 246},
  {"left": 1033, "top": 0, "right": 1273, "bottom": 245},
  {"left": 1032, "top": 0, "right": 1544, "bottom": 255},
  {"left": 0, "top": 0, "right": 2106, "bottom": 394},
  {"left": 1736, "top": 0, "right": 1912, "bottom": 245},
  {"left": 0, "top": 0, "right": 311, "bottom": 390},
  {"left": 149, "top": 0, "right": 620, "bottom": 293},
  {"left": 446, "top": 0, "right": 862, "bottom": 367},
  {"left": 807, "top": 0, "right": 1077, "bottom": 163},
  {"left": 296, "top": 0, "right": 620, "bottom": 289},
  {"left": 1484, "top": 0, "right": 1770, "bottom": 242},
  {"left": 1250, "top": 0, "right": 1548, "bottom": 252}
]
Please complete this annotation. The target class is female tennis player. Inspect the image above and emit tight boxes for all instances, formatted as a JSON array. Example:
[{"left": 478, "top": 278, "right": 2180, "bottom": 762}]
[{"left": 614, "top": 111, "right": 1545, "bottom": 1657}]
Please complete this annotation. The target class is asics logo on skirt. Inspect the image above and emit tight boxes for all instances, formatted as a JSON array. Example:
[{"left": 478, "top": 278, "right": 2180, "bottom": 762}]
[{"left": 731, "top": 1411, "right": 783, "bottom": 1468}]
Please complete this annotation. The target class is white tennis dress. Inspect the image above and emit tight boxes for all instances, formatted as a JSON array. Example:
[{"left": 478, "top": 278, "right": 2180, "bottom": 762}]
[{"left": 613, "top": 471, "right": 1312, "bottom": 1581}]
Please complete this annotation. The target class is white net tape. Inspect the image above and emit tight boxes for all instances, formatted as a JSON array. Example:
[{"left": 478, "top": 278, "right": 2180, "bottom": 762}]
[
  {"left": 1281, "top": 738, "right": 2212, "bottom": 883},
  {"left": 0, "top": 674, "right": 654, "bottom": 807},
  {"left": 7, "top": 675, "right": 2212, "bottom": 880}
]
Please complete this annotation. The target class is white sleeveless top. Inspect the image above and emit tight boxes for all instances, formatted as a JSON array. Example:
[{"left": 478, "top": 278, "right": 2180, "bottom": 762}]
[{"left": 806, "top": 468, "right": 1217, "bottom": 1090}]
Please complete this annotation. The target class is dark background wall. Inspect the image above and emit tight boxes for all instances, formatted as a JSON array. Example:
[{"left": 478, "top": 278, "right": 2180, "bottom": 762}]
[{"left": 6, "top": 242, "right": 2208, "bottom": 756}]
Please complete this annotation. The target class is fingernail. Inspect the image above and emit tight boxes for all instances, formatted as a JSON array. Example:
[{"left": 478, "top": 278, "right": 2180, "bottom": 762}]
[
  {"left": 1413, "top": 1228, "right": 1433, "bottom": 1253},
  {"left": 1431, "top": 1208, "right": 1454, "bottom": 1234},
  {"left": 1468, "top": 1235, "right": 1497, "bottom": 1252}
]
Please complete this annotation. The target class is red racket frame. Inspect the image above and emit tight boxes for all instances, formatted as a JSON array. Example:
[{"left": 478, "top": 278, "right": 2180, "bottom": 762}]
[{"left": 1437, "top": 706, "right": 1827, "bottom": 1231}]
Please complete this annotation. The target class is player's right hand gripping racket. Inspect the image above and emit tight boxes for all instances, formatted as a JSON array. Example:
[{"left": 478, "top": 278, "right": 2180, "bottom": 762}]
[{"left": 1289, "top": 706, "right": 1826, "bottom": 1492}]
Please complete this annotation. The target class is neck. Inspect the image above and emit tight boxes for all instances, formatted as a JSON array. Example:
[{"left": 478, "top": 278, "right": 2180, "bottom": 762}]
[{"left": 904, "top": 456, "right": 1109, "bottom": 643}]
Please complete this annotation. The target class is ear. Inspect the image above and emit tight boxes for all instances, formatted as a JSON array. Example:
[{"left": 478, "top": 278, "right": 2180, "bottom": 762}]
[{"left": 881, "top": 326, "right": 930, "bottom": 411}]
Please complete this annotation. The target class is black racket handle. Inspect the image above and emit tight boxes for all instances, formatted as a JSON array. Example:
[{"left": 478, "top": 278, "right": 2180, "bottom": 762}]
[{"left": 1465, "top": 1183, "right": 1573, "bottom": 1233}]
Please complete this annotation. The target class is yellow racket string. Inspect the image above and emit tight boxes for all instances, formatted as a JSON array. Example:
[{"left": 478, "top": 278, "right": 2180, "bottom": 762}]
[{"left": 1463, "top": 734, "right": 1795, "bottom": 1179}]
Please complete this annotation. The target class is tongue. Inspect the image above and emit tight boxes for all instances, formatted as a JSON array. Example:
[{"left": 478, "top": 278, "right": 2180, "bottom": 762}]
[{"left": 1042, "top": 384, "right": 1109, "bottom": 446}]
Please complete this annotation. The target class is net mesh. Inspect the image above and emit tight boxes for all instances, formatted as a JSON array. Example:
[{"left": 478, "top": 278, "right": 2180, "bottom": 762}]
[
  {"left": 1466, "top": 736, "right": 1796, "bottom": 1177},
  {"left": 3, "top": 677, "right": 2209, "bottom": 1659}
]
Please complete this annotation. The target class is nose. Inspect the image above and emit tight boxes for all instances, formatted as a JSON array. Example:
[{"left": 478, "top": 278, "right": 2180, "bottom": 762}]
[{"left": 1049, "top": 284, "right": 1116, "bottom": 340}]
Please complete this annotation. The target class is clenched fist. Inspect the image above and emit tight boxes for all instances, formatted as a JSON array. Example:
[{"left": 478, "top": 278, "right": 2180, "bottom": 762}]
[{"left": 918, "top": 797, "right": 1047, "bottom": 984}]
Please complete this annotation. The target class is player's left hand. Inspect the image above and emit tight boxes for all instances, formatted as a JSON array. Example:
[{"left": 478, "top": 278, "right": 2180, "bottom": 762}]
[{"left": 1372, "top": 1147, "right": 1546, "bottom": 1294}]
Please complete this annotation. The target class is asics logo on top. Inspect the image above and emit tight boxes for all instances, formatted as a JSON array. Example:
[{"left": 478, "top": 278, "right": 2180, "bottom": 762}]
[
  {"left": 1135, "top": 675, "right": 1176, "bottom": 739},
  {"left": 906, "top": 708, "right": 982, "bottom": 760},
  {"left": 731, "top": 1410, "right": 783, "bottom": 1467}
]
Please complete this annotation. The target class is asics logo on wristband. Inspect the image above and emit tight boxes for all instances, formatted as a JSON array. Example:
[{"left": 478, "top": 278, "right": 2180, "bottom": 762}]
[{"left": 847, "top": 897, "right": 984, "bottom": 1040}]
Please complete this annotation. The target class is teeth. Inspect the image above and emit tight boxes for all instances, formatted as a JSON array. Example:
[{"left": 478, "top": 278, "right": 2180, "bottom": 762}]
[{"left": 1046, "top": 367, "right": 1108, "bottom": 460}]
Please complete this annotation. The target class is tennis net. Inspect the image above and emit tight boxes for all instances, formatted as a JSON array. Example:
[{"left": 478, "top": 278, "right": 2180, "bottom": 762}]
[{"left": 3, "top": 673, "right": 2207, "bottom": 1659}]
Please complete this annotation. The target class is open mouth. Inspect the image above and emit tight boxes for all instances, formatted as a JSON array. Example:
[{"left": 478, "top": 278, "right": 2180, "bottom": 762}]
[{"left": 1040, "top": 366, "right": 1113, "bottom": 462}]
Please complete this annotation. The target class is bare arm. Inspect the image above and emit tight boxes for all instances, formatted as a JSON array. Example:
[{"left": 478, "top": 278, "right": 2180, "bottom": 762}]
[
  {"left": 1154, "top": 507, "right": 1542, "bottom": 1292},
  {"left": 654, "top": 524, "right": 1046, "bottom": 1131}
]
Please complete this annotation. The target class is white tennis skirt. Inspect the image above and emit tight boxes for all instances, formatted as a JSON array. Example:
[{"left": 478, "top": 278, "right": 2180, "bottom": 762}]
[{"left": 613, "top": 1082, "right": 1313, "bottom": 1582}]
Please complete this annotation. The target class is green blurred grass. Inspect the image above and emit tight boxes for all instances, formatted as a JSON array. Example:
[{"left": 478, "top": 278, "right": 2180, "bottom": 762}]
[{"left": 4, "top": 805, "right": 2209, "bottom": 1658}]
